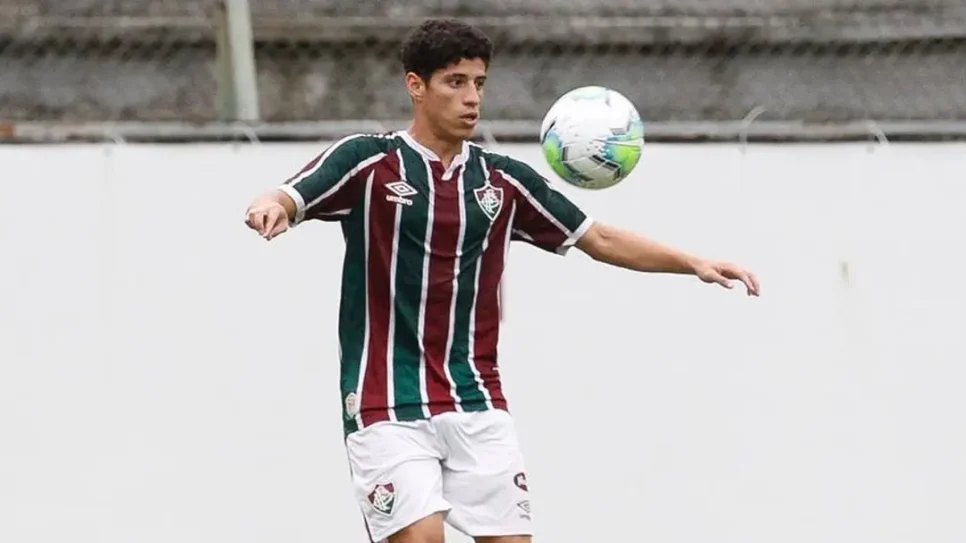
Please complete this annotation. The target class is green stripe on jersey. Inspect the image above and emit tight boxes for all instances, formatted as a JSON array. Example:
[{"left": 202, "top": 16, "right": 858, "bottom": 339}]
[
  {"left": 291, "top": 135, "right": 387, "bottom": 204},
  {"left": 390, "top": 145, "right": 433, "bottom": 422},
  {"left": 339, "top": 209, "right": 368, "bottom": 435},
  {"left": 447, "top": 153, "right": 489, "bottom": 410}
]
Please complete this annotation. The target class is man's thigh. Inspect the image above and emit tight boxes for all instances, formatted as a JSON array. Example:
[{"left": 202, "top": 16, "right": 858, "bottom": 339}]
[
  {"left": 345, "top": 421, "right": 451, "bottom": 543},
  {"left": 435, "top": 410, "right": 534, "bottom": 540},
  {"left": 386, "top": 512, "right": 447, "bottom": 543}
]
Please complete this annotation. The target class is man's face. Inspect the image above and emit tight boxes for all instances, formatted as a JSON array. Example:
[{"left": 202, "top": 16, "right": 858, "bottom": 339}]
[{"left": 410, "top": 57, "right": 487, "bottom": 141}]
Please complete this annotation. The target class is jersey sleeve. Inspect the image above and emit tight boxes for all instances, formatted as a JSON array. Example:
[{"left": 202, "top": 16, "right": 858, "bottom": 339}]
[
  {"left": 277, "top": 134, "right": 387, "bottom": 224},
  {"left": 496, "top": 156, "right": 594, "bottom": 255}
]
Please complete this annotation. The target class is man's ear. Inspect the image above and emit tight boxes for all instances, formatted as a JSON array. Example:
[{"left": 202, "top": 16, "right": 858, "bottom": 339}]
[{"left": 406, "top": 72, "right": 426, "bottom": 103}]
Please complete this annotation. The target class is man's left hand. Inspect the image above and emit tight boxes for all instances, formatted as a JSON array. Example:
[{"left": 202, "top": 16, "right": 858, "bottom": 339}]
[{"left": 694, "top": 260, "right": 760, "bottom": 296}]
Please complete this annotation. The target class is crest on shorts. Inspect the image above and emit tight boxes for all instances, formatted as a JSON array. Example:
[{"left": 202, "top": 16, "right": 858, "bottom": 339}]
[
  {"left": 513, "top": 472, "right": 528, "bottom": 492},
  {"left": 368, "top": 483, "right": 396, "bottom": 516},
  {"left": 474, "top": 182, "right": 504, "bottom": 222}
]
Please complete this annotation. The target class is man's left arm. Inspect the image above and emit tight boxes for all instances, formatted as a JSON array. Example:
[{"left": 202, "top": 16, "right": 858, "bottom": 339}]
[
  {"left": 502, "top": 156, "right": 759, "bottom": 296},
  {"left": 575, "top": 222, "right": 760, "bottom": 296}
]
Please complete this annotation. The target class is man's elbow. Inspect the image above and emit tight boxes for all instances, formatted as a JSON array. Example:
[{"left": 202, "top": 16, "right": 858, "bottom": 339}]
[{"left": 576, "top": 222, "right": 618, "bottom": 262}]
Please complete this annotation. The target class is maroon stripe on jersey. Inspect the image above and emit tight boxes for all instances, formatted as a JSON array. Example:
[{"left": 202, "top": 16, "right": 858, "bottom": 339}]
[
  {"left": 503, "top": 174, "right": 570, "bottom": 249},
  {"left": 473, "top": 171, "right": 513, "bottom": 410},
  {"left": 423, "top": 165, "right": 462, "bottom": 414},
  {"left": 303, "top": 164, "right": 373, "bottom": 220},
  {"left": 283, "top": 153, "right": 324, "bottom": 184},
  {"left": 360, "top": 153, "right": 401, "bottom": 427}
]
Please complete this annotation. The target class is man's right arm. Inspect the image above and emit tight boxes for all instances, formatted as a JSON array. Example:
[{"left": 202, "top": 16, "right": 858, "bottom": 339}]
[{"left": 245, "top": 134, "right": 386, "bottom": 240}]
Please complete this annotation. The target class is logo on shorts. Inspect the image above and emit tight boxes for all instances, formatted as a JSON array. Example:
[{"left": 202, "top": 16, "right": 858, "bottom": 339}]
[
  {"left": 516, "top": 500, "right": 532, "bottom": 520},
  {"left": 513, "top": 472, "right": 528, "bottom": 492},
  {"left": 368, "top": 483, "right": 396, "bottom": 516}
]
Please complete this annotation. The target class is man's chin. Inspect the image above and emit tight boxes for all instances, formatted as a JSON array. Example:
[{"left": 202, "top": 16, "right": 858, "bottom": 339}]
[{"left": 451, "top": 123, "right": 477, "bottom": 140}]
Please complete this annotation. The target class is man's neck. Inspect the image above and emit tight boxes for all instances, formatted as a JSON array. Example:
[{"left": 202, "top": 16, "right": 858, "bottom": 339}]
[{"left": 407, "top": 122, "right": 463, "bottom": 168}]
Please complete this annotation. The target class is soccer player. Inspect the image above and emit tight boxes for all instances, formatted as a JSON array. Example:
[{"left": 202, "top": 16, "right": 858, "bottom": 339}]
[{"left": 244, "top": 17, "right": 759, "bottom": 543}]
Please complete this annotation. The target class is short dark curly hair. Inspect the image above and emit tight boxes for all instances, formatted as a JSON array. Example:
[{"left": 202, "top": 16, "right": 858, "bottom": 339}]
[{"left": 400, "top": 18, "right": 494, "bottom": 82}]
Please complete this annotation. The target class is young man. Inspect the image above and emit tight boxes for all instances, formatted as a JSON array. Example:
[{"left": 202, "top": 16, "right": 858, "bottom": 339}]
[{"left": 245, "top": 18, "right": 759, "bottom": 543}]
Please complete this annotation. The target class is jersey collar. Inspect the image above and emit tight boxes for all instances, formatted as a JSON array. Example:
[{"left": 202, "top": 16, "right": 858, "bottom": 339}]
[{"left": 398, "top": 130, "right": 470, "bottom": 181}]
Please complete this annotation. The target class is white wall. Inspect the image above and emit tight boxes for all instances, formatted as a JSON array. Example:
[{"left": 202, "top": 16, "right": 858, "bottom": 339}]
[{"left": 1, "top": 141, "right": 964, "bottom": 543}]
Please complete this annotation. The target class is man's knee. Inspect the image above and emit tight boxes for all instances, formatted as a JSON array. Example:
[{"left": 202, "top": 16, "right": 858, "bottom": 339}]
[
  {"left": 387, "top": 512, "right": 446, "bottom": 543},
  {"left": 474, "top": 536, "right": 531, "bottom": 543}
]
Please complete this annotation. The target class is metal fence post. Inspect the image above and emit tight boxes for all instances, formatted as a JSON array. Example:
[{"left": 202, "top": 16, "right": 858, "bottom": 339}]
[{"left": 216, "top": 0, "right": 260, "bottom": 123}]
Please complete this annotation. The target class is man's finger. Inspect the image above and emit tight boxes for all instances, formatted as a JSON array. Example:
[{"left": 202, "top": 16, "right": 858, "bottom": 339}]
[
  {"left": 735, "top": 271, "right": 756, "bottom": 294},
  {"left": 266, "top": 215, "right": 288, "bottom": 239},
  {"left": 268, "top": 223, "right": 288, "bottom": 239},
  {"left": 747, "top": 272, "right": 761, "bottom": 296},
  {"left": 710, "top": 271, "right": 733, "bottom": 289},
  {"left": 265, "top": 207, "right": 291, "bottom": 240},
  {"left": 270, "top": 222, "right": 289, "bottom": 239},
  {"left": 722, "top": 265, "right": 758, "bottom": 296},
  {"left": 247, "top": 209, "right": 268, "bottom": 235},
  {"left": 263, "top": 209, "right": 282, "bottom": 239},
  {"left": 737, "top": 270, "right": 759, "bottom": 296}
]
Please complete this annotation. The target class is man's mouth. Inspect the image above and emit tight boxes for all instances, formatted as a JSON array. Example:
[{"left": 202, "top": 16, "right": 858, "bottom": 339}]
[{"left": 460, "top": 112, "right": 479, "bottom": 121}]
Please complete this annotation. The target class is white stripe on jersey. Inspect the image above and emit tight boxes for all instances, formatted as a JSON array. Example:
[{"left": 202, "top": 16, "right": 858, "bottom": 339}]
[{"left": 385, "top": 176, "right": 403, "bottom": 423}]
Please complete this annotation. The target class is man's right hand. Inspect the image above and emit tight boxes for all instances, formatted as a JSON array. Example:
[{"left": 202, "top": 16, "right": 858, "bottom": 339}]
[{"left": 245, "top": 194, "right": 292, "bottom": 240}]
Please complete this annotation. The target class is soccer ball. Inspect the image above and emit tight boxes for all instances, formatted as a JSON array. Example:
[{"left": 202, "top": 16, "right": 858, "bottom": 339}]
[{"left": 539, "top": 86, "right": 645, "bottom": 190}]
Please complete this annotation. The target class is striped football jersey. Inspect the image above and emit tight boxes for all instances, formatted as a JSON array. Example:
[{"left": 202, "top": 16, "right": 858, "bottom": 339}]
[{"left": 278, "top": 131, "right": 593, "bottom": 435}]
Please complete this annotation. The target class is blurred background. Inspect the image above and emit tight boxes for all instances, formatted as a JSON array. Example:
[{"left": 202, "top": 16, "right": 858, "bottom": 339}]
[
  {"left": 1, "top": 0, "right": 965, "bottom": 141},
  {"left": 2, "top": 3, "right": 966, "bottom": 543}
]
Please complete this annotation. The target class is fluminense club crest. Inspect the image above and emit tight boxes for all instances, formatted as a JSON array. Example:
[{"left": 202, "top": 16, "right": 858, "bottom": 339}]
[
  {"left": 368, "top": 483, "right": 396, "bottom": 516},
  {"left": 473, "top": 182, "right": 504, "bottom": 222}
]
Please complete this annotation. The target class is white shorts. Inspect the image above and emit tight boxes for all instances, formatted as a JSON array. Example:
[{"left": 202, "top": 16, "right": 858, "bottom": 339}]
[{"left": 345, "top": 410, "right": 533, "bottom": 542}]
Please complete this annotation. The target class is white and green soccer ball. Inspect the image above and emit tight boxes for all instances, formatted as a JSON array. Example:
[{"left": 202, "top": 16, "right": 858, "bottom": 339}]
[{"left": 539, "top": 86, "right": 645, "bottom": 190}]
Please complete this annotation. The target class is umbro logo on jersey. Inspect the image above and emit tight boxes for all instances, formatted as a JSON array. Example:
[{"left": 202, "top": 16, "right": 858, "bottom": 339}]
[
  {"left": 385, "top": 181, "right": 417, "bottom": 206},
  {"left": 386, "top": 181, "right": 417, "bottom": 197}
]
